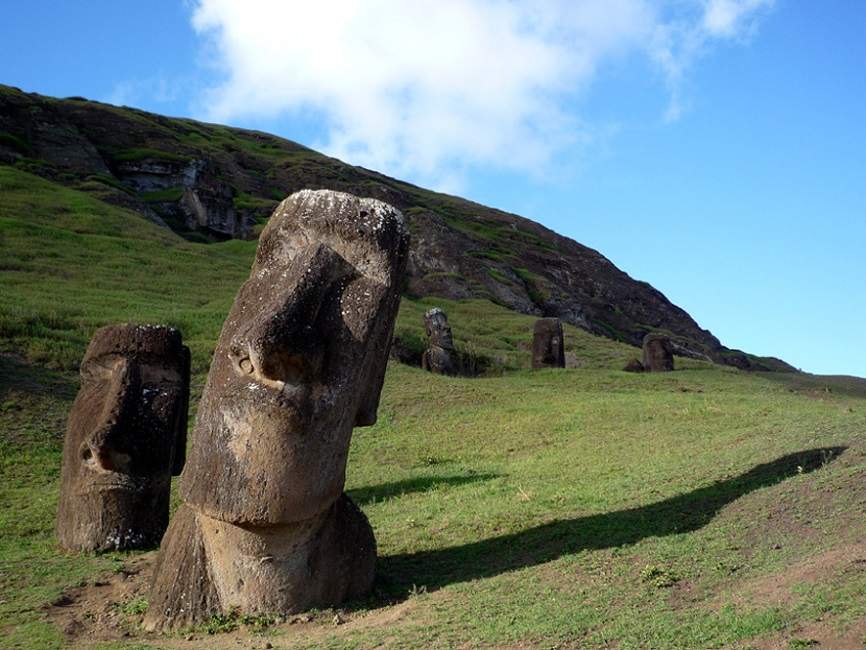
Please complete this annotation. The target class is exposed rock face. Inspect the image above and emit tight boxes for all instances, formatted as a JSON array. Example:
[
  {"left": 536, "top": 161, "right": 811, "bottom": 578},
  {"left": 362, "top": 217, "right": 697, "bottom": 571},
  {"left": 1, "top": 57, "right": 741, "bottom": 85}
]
[
  {"left": 117, "top": 158, "right": 244, "bottom": 238},
  {"left": 643, "top": 333, "right": 674, "bottom": 372},
  {"left": 421, "top": 307, "right": 456, "bottom": 375},
  {"left": 532, "top": 318, "right": 565, "bottom": 369},
  {"left": 623, "top": 358, "right": 645, "bottom": 373},
  {"left": 56, "top": 324, "right": 190, "bottom": 552},
  {"left": 146, "top": 190, "right": 409, "bottom": 631}
]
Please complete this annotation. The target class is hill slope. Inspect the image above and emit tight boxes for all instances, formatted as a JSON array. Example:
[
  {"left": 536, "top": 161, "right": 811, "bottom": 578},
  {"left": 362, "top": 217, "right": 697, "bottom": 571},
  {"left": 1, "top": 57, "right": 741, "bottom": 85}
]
[
  {"left": 0, "top": 84, "right": 791, "bottom": 371},
  {"left": 2, "top": 351, "right": 865, "bottom": 649}
]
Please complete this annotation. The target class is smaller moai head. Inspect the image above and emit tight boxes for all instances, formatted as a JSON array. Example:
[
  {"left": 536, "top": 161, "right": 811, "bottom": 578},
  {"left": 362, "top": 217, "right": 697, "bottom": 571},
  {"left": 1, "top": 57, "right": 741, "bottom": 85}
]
[
  {"left": 423, "top": 308, "right": 454, "bottom": 350},
  {"left": 57, "top": 324, "right": 190, "bottom": 551},
  {"left": 642, "top": 333, "right": 674, "bottom": 372},
  {"left": 532, "top": 318, "right": 565, "bottom": 369},
  {"left": 180, "top": 190, "right": 410, "bottom": 526}
]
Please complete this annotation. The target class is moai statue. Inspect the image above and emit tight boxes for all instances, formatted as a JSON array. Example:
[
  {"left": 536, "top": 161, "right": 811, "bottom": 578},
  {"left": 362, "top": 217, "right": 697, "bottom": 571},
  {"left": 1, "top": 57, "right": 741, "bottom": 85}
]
[
  {"left": 421, "top": 307, "right": 456, "bottom": 375},
  {"left": 56, "top": 324, "right": 190, "bottom": 552},
  {"left": 145, "top": 190, "right": 409, "bottom": 631},
  {"left": 642, "top": 333, "right": 674, "bottom": 372},
  {"left": 532, "top": 318, "right": 565, "bottom": 369}
]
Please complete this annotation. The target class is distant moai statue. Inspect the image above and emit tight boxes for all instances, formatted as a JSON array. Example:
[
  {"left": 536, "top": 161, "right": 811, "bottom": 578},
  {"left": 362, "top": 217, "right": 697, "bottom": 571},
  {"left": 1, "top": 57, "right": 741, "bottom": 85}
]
[
  {"left": 532, "top": 318, "right": 565, "bottom": 369},
  {"left": 56, "top": 324, "right": 190, "bottom": 552},
  {"left": 421, "top": 307, "right": 456, "bottom": 375},
  {"left": 642, "top": 333, "right": 674, "bottom": 372},
  {"left": 145, "top": 190, "right": 409, "bottom": 631}
]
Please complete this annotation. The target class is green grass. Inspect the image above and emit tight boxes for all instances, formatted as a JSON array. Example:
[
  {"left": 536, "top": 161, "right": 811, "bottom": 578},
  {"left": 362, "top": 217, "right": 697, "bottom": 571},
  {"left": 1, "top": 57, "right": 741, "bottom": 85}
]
[
  {"left": 232, "top": 191, "right": 278, "bottom": 213},
  {"left": 0, "top": 166, "right": 255, "bottom": 370},
  {"left": 0, "top": 130, "right": 31, "bottom": 155},
  {"left": 2, "top": 162, "right": 866, "bottom": 649},
  {"left": 138, "top": 186, "right": 184, "bottom": 203},
  {"left": 108, "top": 148, "right": 191, "bottom": 164}
]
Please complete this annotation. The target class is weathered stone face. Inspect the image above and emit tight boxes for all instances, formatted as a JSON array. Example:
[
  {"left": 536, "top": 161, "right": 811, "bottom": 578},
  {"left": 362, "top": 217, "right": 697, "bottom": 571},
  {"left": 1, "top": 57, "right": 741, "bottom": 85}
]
[
  {"left": 532, "top": 318, "right": 565, "bottom": 369},
  {"left": 642, "top": 333, "right": 674, "bottom": 372},
  {"left": 424, "top": 308, "right": 454, "bottom": 350},
  {"left": 181, "top": 190, "right": 408, "bottom": 525},
  {"left": 421, "top": 307, "right": 456, "bottom": 375},
  {"left": 146, "top": 190, "right": 408, "bottom": 630},
  {"left": 56, "top": 324, "right": 189, "bottom": 551}
]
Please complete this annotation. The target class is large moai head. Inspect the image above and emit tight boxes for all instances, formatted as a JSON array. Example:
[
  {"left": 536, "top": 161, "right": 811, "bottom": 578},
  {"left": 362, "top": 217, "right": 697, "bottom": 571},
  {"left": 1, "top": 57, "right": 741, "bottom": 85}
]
[
  {"left": 56, "top": 324, "right": 190, "bottom": 551},
  {"left": 180, "top": 190, "right": 410, "bottom": 526},
  {"left": 531, "top": 318, "right": 565, "bottom": 369},
  {"left": 642, "top": 333, "right": 674, "bottom": 372}
]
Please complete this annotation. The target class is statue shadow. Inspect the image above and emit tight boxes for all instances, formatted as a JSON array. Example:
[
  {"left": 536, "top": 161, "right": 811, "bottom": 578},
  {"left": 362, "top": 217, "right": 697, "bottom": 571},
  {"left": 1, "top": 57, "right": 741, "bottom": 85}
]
[
  {"left": 374, "top": 447, "right": 846, "bottom": 599},
  {"left": 349, "top": 473, "right": 499, "bottom": 506},
  {"left": 0, "top": 353, "right": 77, "bottom": 401}
]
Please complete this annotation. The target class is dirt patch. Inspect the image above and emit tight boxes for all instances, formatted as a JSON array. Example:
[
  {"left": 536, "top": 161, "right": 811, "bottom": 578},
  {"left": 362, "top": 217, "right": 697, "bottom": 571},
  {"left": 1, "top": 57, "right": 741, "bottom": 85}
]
[
  {"left": 721, "top": 542, "right": 866, "bottom": 609},
  {"left": 44, "top": 552, "right": 434, "bottom": 650},
  {"left": 720, "top": 447, "right": 866, "bottom": 558},
  {"left": 744, "top": 614, "right": 866, "bottom": 650},
  {"left": 45, "top": 553, "right": 153, "bottom": 644}
]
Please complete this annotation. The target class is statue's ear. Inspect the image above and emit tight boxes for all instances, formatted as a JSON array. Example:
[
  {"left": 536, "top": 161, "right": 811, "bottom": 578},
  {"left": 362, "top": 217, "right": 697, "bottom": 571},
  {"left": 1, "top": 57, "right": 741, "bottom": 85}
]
[
  {"left": 172, "top": 345, "right": 191, "bottom": 475},
  {"left": 354, "top": 290, "right": 401, "bottom": 427},
  {"left": 354, "top": 321, "right": 390, "bottom": 427}
]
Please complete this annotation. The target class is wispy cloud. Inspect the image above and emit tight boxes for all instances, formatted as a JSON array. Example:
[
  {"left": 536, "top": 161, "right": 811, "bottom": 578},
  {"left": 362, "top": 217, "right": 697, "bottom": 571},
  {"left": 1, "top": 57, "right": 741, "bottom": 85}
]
[
  {"left": 105, "top": 76, "right": 185, "bottom": 109},
  {"left": 189, "top": 0, "right": 773, "bottom": 188}
]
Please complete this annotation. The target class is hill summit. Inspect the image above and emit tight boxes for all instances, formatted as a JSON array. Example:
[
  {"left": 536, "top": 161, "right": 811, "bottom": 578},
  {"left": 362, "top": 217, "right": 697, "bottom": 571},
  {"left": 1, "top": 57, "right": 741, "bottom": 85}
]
[{"left": 0, "top": 84, "right": 791, "bottom": 371}]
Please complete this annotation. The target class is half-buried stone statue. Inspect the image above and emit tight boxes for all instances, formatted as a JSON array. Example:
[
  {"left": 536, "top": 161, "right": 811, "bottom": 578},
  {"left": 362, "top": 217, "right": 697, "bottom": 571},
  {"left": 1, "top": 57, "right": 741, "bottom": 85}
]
[
  {"left": 532, "top": 317, "right": 565, "bottom": 369},
  {"left": 145, "top": 189, "right": 409, "bottom": 631},
  {"left": 421, "top": 307, "right": 456, "bottom": 375},
  {"left": 56, "top": 324, "right": 190, "bottom": 552},
  {"left": 642, "top": 333, "right": 674, "bottom": 372}
]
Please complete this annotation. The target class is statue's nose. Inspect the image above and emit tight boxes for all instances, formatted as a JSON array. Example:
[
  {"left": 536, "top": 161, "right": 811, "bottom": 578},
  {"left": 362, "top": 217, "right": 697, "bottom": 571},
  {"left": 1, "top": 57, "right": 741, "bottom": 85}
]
[
  {"left": 81, "top": 359, "right": 137, "bottom": 473},
  {"left": 229, "top": 243, "right": 353, "bottom": 388}
]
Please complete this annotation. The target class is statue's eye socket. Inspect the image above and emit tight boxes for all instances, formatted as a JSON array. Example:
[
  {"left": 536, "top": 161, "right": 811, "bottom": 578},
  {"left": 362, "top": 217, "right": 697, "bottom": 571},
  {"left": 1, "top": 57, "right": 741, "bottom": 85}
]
[{"left": 238, "top": 357, "right": 255, "bottom": 374}]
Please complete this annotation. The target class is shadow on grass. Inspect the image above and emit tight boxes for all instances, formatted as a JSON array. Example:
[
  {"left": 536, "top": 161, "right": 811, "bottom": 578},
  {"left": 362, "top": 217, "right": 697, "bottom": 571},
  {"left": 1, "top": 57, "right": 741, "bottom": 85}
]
[
  {"left": 760, "top": 371, "right": 866, "bottom": 400},
  {"left": 348, "top": 473, "right": 499, "bottom": 506},
  {"left": 377, "top": 447, "right": 845, "bottom": 597},
  {"left": 0, "top": 353, "right": 77, "bottom": 401}
]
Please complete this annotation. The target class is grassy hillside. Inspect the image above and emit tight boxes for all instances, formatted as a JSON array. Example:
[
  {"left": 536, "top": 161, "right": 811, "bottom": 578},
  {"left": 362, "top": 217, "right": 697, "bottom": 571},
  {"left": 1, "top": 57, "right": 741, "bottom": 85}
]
[
  {"left": 2, "top": 163, "right": 866, "bottom": 648},
  {"left": 3, "top": 359, "right": 866, "bottom": 649},
  {"left": 0, "top": 84, "right": 794, "bottom": 369},
  {"left": 0, "top": 165, "right": 646, "bottom": 374}
]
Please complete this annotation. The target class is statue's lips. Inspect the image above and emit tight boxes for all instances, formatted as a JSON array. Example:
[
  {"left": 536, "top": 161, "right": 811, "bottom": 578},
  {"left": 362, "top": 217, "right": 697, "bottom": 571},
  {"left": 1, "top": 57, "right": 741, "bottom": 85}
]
[
  {"left": 76, "top": 472, "right": 155, "bottom": 495},
  {"left": 232, "top": 376, "right": 314, "bottom": 423}
]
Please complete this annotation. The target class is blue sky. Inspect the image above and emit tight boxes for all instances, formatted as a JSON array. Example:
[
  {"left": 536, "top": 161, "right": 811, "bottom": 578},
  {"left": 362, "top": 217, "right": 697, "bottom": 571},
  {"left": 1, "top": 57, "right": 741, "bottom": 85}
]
[{"left": 2, "top": 1, "right": 864, "bottom": 376}]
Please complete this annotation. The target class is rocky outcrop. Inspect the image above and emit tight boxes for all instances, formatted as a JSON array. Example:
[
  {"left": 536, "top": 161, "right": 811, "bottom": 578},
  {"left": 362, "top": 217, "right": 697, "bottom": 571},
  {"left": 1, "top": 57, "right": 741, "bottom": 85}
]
[{"left": 115, "top": 158, "right": 244, "bottom": 238}]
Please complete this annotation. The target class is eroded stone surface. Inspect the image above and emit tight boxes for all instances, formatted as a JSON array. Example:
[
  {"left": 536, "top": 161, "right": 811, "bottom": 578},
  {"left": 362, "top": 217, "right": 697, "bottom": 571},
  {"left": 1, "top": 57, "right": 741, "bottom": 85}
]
[
  {"left": 421, "top": 307, "right": 456, "bottom": 375},
  {"left": 643, "top": 333, "right": 674, "bottom": 372},
  {"left": 146, "top": 189, "right": 408, "bottom": 630},
  {"left": 532, "top": 318, "right": 565, "bottom": 369},
  {"left": 56, "top": 324, "right": 190, "bottom": 552}
]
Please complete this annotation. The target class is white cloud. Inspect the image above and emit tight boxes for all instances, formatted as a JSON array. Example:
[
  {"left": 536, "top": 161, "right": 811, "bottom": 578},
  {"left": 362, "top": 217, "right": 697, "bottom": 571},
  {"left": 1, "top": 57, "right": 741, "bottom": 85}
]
[
  {"left": 105, "top": 76, "right": 184, "bottom": 108},
  {"left": 703, "top": 0, "right": 773, "bottom": 37},
  {"left": 189, "top": 0, "right": 774, "bottom": 188}
]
